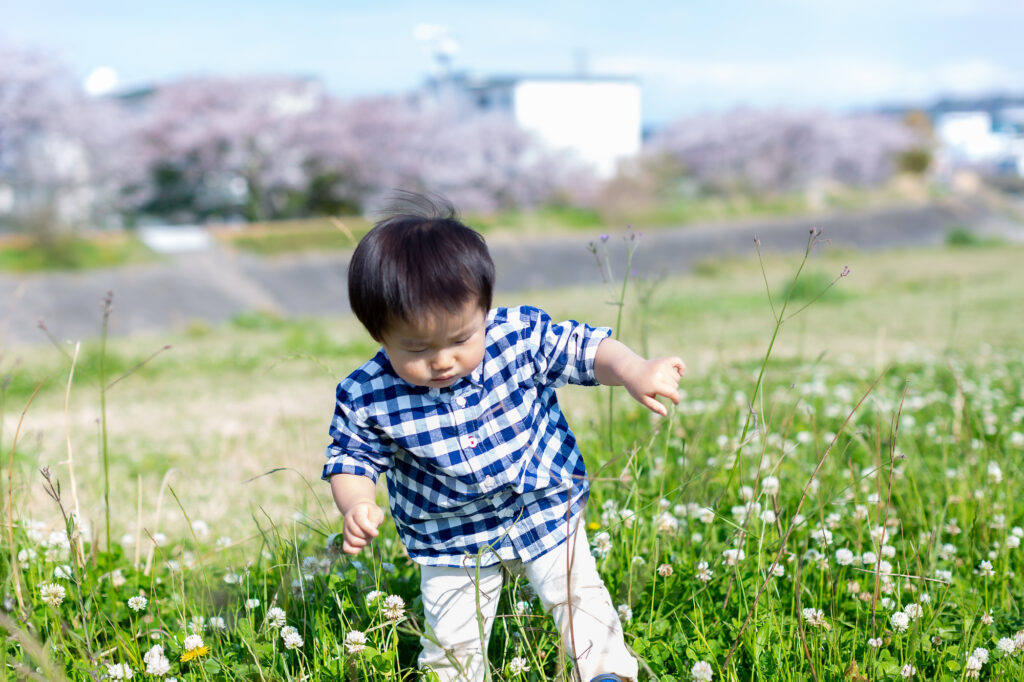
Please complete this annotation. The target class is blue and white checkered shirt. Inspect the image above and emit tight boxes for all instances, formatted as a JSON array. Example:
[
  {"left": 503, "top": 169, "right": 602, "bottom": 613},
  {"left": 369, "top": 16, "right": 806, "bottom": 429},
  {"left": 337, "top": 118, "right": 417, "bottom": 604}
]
[{"left": 323, "top": 305, "right": 611, "bottom": 567}]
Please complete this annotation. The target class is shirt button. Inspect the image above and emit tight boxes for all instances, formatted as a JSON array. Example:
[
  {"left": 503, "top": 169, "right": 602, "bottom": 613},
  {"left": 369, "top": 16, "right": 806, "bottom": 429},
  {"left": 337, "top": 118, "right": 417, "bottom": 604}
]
[
  {"left": 455, "top": 396, "right": 466, "bottom": 407},
  {"left": 460, "top": 434, "right": 477, "bottom": 450},
  {"left": 481, "top": 475, "right": 494, "bottom": 491}
]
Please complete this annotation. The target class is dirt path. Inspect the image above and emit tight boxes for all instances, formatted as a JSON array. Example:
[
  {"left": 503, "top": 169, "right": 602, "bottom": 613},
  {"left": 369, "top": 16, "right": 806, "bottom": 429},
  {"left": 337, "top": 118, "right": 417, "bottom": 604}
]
[{"left": 0, "top": 200, "right": 1017, "bottom": 347}]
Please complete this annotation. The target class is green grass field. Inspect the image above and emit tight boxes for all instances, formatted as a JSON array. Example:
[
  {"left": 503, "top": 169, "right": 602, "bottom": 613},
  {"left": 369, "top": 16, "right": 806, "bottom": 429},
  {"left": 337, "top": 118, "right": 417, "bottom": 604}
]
[{"left": 2, "top": 238, "right": 1023, "bottom": 680}]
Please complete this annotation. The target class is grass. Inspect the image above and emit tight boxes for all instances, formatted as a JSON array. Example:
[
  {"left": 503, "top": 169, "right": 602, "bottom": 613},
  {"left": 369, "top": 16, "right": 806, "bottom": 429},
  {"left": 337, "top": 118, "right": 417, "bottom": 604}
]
[
  {"left": 2, "top": 238, "right": 1023, "bottom": 680},
  {"left": 0, "top": 234, "right": 157, "bottom": 272}
]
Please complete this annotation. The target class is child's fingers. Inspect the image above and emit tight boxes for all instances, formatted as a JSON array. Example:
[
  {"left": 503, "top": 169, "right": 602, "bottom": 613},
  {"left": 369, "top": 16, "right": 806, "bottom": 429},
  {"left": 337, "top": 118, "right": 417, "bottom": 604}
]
[{"left": 640, "top": 394, "right": 668, "bottom": 416}]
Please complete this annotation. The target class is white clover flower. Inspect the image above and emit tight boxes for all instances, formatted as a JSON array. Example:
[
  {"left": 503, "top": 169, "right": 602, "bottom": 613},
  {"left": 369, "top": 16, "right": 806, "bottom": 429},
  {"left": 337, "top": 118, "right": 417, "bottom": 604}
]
[
  {"left": 514, "top": 600, "right": 531, "bottom": 614},
  {"left": 619, "top": 509, "right": 637, "bottom": 528},
  {"left": 998, "top": 637, "right": 1015, "bottom": 655},
  {"left": 216, "top": 536, "right": 231, "bottom": 548},
  {"left": 209, "top": 617, "right": 226, "bottom": 630},
  {"left": 631, "top": 555, "right": 646, "bottom": 566},
  {"left": 977, "top": 560, "right": 995, "bottom": 577},
  {"left": 223, "top": 573, "right": 242, "bottom": 585},
  {"left": 188, "top": 616, "right": 205, "bottom": 633},
  {"left": 266, "top": 606, "right": 287, "bottom": 628},
  {"left": 760, "top": 509, "right": 777, "bottom": 524},
  {"left": 972, "top": 647, "right": 989, "bottom": 664},
  {"left": 981, "top": 610, "right": 994, "bottom": 625},
  {"left": 904, "top": 603, "right": 923, "bottom": 620},
  {"left": 801, "top": 608, "right": 830, "bottom": 630},
  {"left": 698, "top": 507, "right": 715, "bottom": 524},
  {"left": 617, "top": 604, "right": 632, "bottom": 622},
  {"left": 835, "top": 548, "right": 854, "bottom": 566},
  {"left": 880, "top": 544, "right": 896, "bottom": 558},
  {"left": 106, "top": 663, "right": 134, "bottom": 679},
  {"left": 1014, "top": 629, "right": 1024, "bottom": 651},
  {"left": 345, "top": 629, "right": 368, "bottom": 654},
  {"left": 761, "top": 476, "right": 779, "bottom": 496},
  {"left": 282, "top": 626, "right": 304, "bottom": 650},
  {"left": 39, "top": 582, "right": 65, "bottom": 607},
  {"left": 965, "top": 654, "right": 983, "bottom": 677},
  {"left": 770, "top": 563, "right": 785, "bottom": 578},
  {"left": 695, "top": 561, "right": 713, "bottom": 583},
  {"left": 128, "top": 596, "right": 148, "bottom": 612},
  {"left": 382, "top": 595, "right": 405, "bottom": 620},
  {"left": 868, "top": 637, "right": 883, "bottom": 648},
  {"left": 144, "top": 645, "right": 171, "bottom": 676},
  {"left": 1007, "top": 535, "right": 1021, "bottom": 550},
  {"left": 591, "top": 532, "right": 612, "bottom": 558},
  {"left": 890, "top": 611, "right": 910, "bottom": 633},
  {"left": 54, "top": 564, "right": 73, "bottom": 580},
  {"left": 880, "top": 597, "right": 895, "bottom": 610},
  {"left": 657, "top": 563, "right": 674, "bottom": 577},
  {"left": 900, "top": 663, "right": 916, "bottom": 678},
  {"left": 656, "top": 512, "right": 679, "bottom": 534},
  {"left": 722, "top": 548, "right": 745, "bottom": 566},
  {"left": 507, "top": 657, "right": 531, "bottom": 675},
  {"left": 988, "top": 461, "right": 1003, "bottom": 484},
  {"left": 183, "top": 634, "right": 204, "bottom": 652},
  {"left": 691, "top": 660, "right": 714, "bottom": 681},
  {"left": 862, "top": 551, "right": 878, "bottom": 565},
  {"left": 244, "top": 598, "right": 260, "bottom": 610}
]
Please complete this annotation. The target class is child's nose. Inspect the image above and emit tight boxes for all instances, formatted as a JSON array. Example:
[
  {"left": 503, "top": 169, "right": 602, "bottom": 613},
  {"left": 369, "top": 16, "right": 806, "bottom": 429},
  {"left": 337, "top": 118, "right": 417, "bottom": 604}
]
[{"left": 431, "top": 349, "right": 455, "bottom": 370}]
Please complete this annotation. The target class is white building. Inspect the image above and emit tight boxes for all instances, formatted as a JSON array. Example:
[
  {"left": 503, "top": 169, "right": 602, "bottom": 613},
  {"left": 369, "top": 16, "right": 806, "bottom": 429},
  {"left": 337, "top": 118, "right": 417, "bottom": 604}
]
[
  {"left": 432, "top": 73, "right": 642, "bottom": 178},
  {"left": 935, "top": 108, "right": 1024, "bottom": 177}
]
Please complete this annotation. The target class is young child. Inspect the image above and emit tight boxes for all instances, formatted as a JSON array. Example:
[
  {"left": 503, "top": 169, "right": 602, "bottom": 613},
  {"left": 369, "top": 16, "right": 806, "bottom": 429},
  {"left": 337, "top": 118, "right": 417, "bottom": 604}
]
[{"left": 323, "top": 194, "right": 685, "bottom": 682}]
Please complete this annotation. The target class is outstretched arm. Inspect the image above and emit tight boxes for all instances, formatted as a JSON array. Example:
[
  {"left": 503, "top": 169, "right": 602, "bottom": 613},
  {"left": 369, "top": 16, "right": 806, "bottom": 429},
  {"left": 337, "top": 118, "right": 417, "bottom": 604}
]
[
  {"left": 593, "top": 338, "right": 686, "bottom": 416},
  {"left": 330, "top": 474, "right": 385, "bottom": 555}
]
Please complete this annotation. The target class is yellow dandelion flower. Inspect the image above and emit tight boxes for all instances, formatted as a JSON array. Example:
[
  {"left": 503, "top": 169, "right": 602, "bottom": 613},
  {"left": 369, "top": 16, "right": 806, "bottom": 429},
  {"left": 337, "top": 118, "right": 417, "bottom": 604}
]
[
  {"left": 179, "top": 646, "right": 210, "bottom": 662},
  {"left": 587, "top": 521, "right": 600, "bottom": 531}
]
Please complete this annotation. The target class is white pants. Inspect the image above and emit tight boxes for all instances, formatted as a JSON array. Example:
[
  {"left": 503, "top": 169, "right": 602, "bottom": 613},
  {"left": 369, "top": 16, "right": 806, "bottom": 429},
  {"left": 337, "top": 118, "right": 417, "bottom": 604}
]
[{"left": 418, "top": 526, "right": 638, "bottom": 682}]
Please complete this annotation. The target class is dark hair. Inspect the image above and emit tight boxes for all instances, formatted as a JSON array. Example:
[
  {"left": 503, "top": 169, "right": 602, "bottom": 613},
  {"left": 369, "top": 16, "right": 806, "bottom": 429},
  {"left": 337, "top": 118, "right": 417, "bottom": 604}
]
[{"left": 348, "top": 192, "right": 495, "bottom": 341}]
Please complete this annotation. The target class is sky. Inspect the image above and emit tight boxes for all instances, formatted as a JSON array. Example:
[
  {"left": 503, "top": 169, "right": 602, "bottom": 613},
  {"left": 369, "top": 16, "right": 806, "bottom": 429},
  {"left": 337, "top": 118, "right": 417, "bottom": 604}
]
[{"left": 4, "top": 0, "right": 1024, "bottom": 125}]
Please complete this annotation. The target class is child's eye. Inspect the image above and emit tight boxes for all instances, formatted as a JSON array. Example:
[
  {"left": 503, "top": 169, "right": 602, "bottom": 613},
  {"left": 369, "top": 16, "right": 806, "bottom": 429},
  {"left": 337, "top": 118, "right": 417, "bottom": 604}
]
[{"left": 454, "top": 337, "right": 470, "bottom": 345}]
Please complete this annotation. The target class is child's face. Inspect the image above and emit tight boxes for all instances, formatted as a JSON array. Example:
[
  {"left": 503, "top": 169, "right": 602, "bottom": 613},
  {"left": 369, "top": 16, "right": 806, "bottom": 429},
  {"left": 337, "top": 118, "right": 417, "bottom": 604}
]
[{"left": 380, "top": 299, "right": 487, "bottom": 389}]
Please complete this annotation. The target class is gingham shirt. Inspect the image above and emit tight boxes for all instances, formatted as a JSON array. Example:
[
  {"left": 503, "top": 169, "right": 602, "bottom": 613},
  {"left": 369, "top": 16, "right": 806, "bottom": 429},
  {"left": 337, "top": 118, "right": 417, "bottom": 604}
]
[{"left": 323, "top": 305, "right": 611, "bottom": 567}]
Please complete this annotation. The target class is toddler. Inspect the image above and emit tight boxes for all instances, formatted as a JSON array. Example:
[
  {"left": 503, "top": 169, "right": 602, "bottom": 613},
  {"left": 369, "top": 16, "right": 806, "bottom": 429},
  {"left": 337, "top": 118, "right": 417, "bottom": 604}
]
[{"left": 324, "top": 194, "right": 684, "bottom": 681}]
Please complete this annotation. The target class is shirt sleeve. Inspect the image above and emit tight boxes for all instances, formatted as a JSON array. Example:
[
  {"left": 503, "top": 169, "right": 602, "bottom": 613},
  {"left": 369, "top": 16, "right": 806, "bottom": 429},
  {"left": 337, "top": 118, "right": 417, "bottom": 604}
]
[
  {"left": 521, "top": 306, "right": 612, "bottom": 389},
  {"left": 322, "top": 385, "right": 396, "bottom": 482}
]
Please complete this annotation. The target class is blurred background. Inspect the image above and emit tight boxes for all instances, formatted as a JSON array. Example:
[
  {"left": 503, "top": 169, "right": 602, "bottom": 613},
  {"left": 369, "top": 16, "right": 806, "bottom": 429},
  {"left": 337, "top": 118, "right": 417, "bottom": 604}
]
[{"left": 1, "top": 0, "right": 1023, "bottom": 341}]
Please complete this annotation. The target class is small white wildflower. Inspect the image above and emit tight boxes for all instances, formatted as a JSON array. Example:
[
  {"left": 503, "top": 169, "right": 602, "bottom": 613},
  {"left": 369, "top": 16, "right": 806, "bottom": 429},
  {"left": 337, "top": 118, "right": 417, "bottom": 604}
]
[
  {"left": 507, "top": 657, "right": 531, "bottom": 675},
  {"left": 183, "top": 634, "right": 204, "bottom": 652},
  {"left": 988, "top": 461, "right": 1003, "bottom": 484},
  {"left": 965, "top": 654, "right": 983, "bottom": 677},
  {"left": 106, "top": 663, "right": 134, "bottom": 679},
  {"left": 128, "top": 595, "right": 148, "bottom": 612},
  {"left": 216, "top": 536, "right": 231, "bottom": 548},
  {"left": 904, "top": 603, "right": 923, "bottom": 620},
  {"left": 761, "top": 476, "right": 779, "bottom": 496},
  {"left": 39, "top": 582, "right": 65, "bottom": 607},
  {"left": 695, "top": 561, "right": 713, "bottom": 582},
  {"left": 722, "top": 548, "right": 745, "bottom": 566},
  {"left": 514, "top": 600, "right": 531, "bottom": 614},
  {"left": 657, "top": 563, "right": 674, "bottom": 577},
  {"left": 801, "top": 608, "right": 830, "bottom": 630},
  {"left": 868, "top": 637, "right": 883, "bottom": 648},
  {"left": 698, "top": 507, "right": 715, "bottom": 524},
  {"left": 900, "top": 663, "right": 916, "bottom": 678},
  {"left": 245, "top": 598, "right": 260, "bottom": 610},
  {"left": 771, "top": 563, "right": 785, "bottom": 577},
  {"left": 973, "top": 647, "right": 989, "bottom": 664},
  {"left": 810, "top": 528, "right": 833, "bottom": 546},
  {"left": 890, "top": 611, "right": 910, "bottom": 633},
  {"left": 266, "top": 606, "right": 287, "bottom": 628},
  {"left": 617, "top": 604, "right": 632, "bottom": 622},
  {"left": 978, "top": 560, "right": 995, "bottom": 577},
  {"left": 188, "top": 616, "right": 205, "bottom": 633},
  {"left": 54, "top": 564, "right": 73, "bottom": 580},
  {"left": 691, "top": 660, "right": 714, "bottom": 681},
  {"left": 282, "top": 627, "right": 304, "bottom": 650},
  {"left": 344, "top": 630, "right": 367, "bottom": 654},
  {"left": 880, "top": 544, "right": 896, "bottom": 558},
  {"left": 209, "top": 617, "right": 226, "bottom": 630},
  {"left": 591, "top": 531, "right": 612, "bottom": 558},
  {"left": 143, "top": 644, "right": 170, "bottom": 676},
  {"left": 998, "top": 637, "right": 1015, "bottom": 655},
  {"left": 760, "top": 509, "right": 777, "bottom": 524},
  {"left": 382, "top": 595, "right": 405, "bottom": 620},
  {"left": 835, "top": 548, "right": 854, "bottom": 566}
]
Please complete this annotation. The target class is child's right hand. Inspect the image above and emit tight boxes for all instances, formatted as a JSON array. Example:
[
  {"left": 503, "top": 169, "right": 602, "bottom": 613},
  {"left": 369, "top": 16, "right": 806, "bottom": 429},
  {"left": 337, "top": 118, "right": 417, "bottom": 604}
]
[{"left": 343, "top": 501, "right": 385, "bottom": 555}]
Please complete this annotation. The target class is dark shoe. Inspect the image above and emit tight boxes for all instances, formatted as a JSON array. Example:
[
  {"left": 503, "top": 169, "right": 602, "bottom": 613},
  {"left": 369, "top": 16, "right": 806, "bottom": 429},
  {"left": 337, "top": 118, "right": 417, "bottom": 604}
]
[{"left": 590, "top": 675, "right": 625, "bottom": 682}]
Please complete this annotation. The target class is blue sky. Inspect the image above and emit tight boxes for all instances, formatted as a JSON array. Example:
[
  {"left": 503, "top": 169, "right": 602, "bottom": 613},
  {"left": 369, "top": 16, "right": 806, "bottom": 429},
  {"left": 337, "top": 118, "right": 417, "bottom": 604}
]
[{"left": 4, "top": 0, "right": 1023, "bottom": 124}]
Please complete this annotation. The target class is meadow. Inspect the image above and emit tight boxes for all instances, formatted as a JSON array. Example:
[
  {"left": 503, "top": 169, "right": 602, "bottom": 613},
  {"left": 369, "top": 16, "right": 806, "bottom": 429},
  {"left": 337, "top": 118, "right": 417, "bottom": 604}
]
[{"left": 2, "top": 230, "right": 1024, "bottom": 681}]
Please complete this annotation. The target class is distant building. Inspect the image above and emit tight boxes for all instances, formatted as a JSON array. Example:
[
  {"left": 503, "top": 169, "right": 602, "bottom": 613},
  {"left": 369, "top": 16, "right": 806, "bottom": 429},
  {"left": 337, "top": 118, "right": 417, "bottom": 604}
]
[
  {"left": 930, "top": 97, "right": 1024, "bottom": 177},
  {"left": 426, "top": 72, "right": 642, "bottom": 178}
]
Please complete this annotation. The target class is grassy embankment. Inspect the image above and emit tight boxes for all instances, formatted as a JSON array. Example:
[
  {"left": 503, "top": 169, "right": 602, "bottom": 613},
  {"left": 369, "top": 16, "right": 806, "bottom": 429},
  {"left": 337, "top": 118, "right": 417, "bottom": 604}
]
[{"left": 2, "top": 237, "right": 1022, "bottom": 680}]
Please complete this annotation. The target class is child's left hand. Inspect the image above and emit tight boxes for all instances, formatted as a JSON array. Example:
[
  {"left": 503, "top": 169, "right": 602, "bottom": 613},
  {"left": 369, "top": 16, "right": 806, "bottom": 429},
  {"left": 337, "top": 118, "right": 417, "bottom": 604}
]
[{"left": 622, "top": 356, "right": 686, "bottom": 416}]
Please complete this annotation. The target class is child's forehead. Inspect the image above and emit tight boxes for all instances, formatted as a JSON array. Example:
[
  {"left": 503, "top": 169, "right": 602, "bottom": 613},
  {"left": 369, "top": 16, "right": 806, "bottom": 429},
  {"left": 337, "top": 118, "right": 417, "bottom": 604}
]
[{"left": 387, "top": 303, "right": 486, "bottom": 339}]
